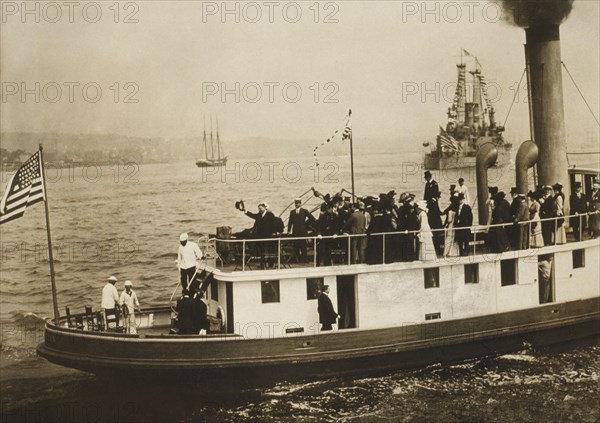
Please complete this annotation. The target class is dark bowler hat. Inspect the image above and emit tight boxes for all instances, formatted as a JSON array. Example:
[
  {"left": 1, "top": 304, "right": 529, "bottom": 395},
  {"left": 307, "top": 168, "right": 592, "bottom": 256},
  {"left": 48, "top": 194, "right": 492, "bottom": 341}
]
[
  {"left": 424, "top": 170, "right": 432, "bottom": 177},
  {"left": 574, "top": 182, "right": 582, "bottom": 189},
  {"left": 552, "top": 183, "right": 563, "bottom": 191},
  {"left": 495, "top": 191, "right": 506, "bottom": 201},
  {"left": 398, "top": 192, "right": 411, "bottom": 202},
  {"left": 387, "top": 190, "right": 397, "bottom": 198},
  {"left": 235, "top": 200, "right": 245, "bottom": 211},
  {"left": 510, "top": 187, "right": 518, "bottom": 194},
  {"left": 489, "top": 186, "right": 499, "bottom": 195}
]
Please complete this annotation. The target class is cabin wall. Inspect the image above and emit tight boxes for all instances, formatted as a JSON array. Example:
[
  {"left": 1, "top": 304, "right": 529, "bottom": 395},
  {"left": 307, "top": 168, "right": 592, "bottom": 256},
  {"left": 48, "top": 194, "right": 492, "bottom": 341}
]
[
  {"left": 555, "top": 245, "right": 600, "bottom": 302},
  {"left": 217, "top": 241, "right": 599, "bottom": 338},
  {"left": 357, "top": 267, "right": 454, "bottom": 329},
  {"left": 495, "top": 257, "right": 539, "bottom": 312},
  {"left": 450, "top": 262, "right": 496, "bottom": 317},
  {"left": 231, "top": 276, "right": 337, "bottom": 338}
]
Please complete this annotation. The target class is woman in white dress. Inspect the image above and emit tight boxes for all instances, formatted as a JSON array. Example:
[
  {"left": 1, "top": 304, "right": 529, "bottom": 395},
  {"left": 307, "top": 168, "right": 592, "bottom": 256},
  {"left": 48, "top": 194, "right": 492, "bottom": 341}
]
[
  {"left": 528, "top": 191, "right": 544, "bottom": 248},
  {"left": 416, "top": 201, "right": 436, "bottom": 261},
  {"left": 553, "top": 183, "right": 567, "bottom": 244},
  {"left": 443, "top": 197, "right": 460, "bottom": 257}
]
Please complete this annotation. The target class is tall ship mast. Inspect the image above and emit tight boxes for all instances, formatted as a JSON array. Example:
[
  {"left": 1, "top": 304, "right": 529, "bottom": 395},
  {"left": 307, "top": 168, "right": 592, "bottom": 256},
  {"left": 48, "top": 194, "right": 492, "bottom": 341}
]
[
  {"left": 196, "top": 116, "right": 228, "bottom": 168},
  {"left": 424, "top": 50, "right": 512, "bottom": 170}
]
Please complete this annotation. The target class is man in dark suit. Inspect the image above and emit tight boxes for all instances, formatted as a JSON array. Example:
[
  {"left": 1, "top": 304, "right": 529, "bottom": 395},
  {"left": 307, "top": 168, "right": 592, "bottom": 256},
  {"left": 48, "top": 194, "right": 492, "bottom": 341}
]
[
  {"left": 426, "top": 191, "right": 444, "bottom": 256},
  {"left": 344, "top": 202, "right": 367, "bottom": 263},
  {"left": 570, "top": 182, "right": 587, "bottom": 241},
  {"left": 539, "top": 186, "right": 557, "bottom": 246},
  {"left": 288, "top": 198, "right": 316, "bottom": 262},
  {"left": 192, "top": 289, "right": 208, "bottom": 335},
  {"left": 242, "top": 202, "right": 277, "bottom": 268},
  {"left": 317, "top": 285, "right": 339, "bottom": 331},
  {"left": 509, "top": 187, "right": 520, "bottom": 249},
  {"left": 454, "top": 194, "right": 473, "bottom": 256},
  {"left": 176, "top": 290, "right": 195, "bottom": 335},
  {"left": 423, "top": 171, "right": 440, "bottom": 203}
]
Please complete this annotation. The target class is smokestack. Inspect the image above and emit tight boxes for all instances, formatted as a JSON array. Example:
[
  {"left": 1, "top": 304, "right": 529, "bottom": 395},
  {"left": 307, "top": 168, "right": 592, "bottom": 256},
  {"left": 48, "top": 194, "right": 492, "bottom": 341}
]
[
  {"left": 525, "top": 24, "right": 569, "bottom": 203},
  {"left": 515, "top": 140, "right": 539, "bottom": 194},
  {"left": 476, "top": 143, "right": 498, "bottom": 225}
]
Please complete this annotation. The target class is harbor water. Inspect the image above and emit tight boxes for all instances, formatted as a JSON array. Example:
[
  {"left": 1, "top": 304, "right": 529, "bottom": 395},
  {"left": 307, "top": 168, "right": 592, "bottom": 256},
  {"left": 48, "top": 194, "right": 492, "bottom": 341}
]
[{"left": 1, "top": 150, "right": 598, "bottom": 422}]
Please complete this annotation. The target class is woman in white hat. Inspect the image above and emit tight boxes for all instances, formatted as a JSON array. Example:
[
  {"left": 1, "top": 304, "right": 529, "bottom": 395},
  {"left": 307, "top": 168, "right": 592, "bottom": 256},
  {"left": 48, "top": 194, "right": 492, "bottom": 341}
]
[{"left": 416, "top": 201, "right": 436, "bottom": 261}]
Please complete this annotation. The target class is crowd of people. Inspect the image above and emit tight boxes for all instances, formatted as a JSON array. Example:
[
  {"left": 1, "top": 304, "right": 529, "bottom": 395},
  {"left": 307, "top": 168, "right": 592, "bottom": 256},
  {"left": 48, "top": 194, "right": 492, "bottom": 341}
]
[
  {"left": 233, "top": 173, "right": 600, "bottom": 267},
  {"left": 234, "top": 171, "right": 474, "bottom": 265},
  {"left": 485, "top": 180, "right": 600, "bottom": 253}
]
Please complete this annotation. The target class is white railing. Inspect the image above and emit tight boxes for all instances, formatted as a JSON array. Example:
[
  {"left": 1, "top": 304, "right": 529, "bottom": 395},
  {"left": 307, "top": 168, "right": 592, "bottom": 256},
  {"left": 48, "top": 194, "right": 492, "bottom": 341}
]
[{"left": 210, "top": 211, "right": 598, "bottom": 271}]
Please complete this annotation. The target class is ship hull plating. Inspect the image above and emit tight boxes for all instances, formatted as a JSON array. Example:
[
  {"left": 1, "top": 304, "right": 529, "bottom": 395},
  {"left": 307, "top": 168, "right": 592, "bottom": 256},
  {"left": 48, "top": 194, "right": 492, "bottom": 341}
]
[
  {"left": 424, "top": 147, "right": 511, "bottom": 170},
  {"left": 37, "top": 298, "right": 599, "bottom": 384}
]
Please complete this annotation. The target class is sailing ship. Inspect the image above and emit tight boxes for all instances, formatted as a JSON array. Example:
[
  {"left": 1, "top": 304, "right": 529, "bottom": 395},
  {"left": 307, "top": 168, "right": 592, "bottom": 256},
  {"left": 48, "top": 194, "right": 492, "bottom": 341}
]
[
  {"left": 37, "top": 25, "right": 599, "bottom": 383},
  {"left": 196, "top": 117, "right": 228, "bottom": 167},
  {"left": 423, "top": 50, "right": 512, "bottom": 170}
]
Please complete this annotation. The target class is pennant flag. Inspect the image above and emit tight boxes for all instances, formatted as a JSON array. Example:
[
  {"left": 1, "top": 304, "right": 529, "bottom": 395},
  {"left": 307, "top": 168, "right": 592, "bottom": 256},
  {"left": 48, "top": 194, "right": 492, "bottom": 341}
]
[
  {"left": 0, "top": 151, "right": 45, "bottom": 224},
  {"left": 313, "top": 109, "right": 352, "bottom": 167}
]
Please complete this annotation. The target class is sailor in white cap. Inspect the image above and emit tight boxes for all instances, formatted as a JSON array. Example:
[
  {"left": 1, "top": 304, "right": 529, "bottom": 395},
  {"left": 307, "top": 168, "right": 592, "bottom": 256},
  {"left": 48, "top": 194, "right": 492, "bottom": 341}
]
[
  {"left": 101, "top": 275, "right": 120, "bottom": 330},
  {"left": 177, "top": 233, "right": 203, "bottom": 291},
  {"left": 288, "top": 197, "right": 316, "bottom": 262},
  {"left": 119, "top": 280, "right": 141, "bottom": 334}
]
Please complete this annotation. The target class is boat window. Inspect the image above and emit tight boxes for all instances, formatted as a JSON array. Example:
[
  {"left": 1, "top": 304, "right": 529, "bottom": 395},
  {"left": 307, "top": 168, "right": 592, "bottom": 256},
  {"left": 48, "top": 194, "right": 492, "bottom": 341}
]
[
  {"left": 306, "top": 277, "right": 324, "bottom": 300},
  {"left": 210, "top": 279, "right": 219, "bottom": 301},
  {"left": 424, "top": 268, "right": 440, "bottom": 289},
  {"left": 500, "top": 259, "right": 518, "bottom": 286},
  {"left": 261, "top": 280, "right": 280, "bottom": 303},
  {"left": 465, "top": 263, "right": 479, "bottom": 284},
  {"left": 425, "top": 313, "right": 441, "bottom": 320},
  {"left": 572, "top": 249, "right": 585, "bottom": 269}
]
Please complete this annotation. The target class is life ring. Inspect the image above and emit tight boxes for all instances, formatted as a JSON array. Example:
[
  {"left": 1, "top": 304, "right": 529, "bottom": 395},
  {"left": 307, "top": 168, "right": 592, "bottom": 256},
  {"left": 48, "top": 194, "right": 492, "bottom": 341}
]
[{"left": 216, "top": 305, "right": 226, "bottom": 333}]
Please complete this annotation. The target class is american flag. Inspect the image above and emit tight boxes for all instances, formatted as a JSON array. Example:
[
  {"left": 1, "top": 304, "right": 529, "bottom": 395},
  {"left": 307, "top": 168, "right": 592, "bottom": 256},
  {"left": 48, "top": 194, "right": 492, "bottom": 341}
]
[
  {"left": 0, "top": 151, "right": 45, "bottom": 224},
  {"left": 438, "top": 126, "right": 462, "bottom": 152}
]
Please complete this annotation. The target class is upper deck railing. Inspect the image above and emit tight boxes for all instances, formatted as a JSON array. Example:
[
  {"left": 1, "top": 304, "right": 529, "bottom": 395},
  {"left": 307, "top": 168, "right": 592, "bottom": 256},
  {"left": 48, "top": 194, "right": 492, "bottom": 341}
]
[{"left": 207, "top": 212, "right": 599, "bottom": 272}]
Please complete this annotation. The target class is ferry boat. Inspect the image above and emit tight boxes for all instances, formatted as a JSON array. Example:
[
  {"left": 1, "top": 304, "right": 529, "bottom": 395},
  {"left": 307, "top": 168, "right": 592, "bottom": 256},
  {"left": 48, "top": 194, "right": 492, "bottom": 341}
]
[
  {"left": 37, "top": 25, "right": 599, "bottom": 383},
  {"left": 423, "top": 50, "right": 512, "bottom": 170}
]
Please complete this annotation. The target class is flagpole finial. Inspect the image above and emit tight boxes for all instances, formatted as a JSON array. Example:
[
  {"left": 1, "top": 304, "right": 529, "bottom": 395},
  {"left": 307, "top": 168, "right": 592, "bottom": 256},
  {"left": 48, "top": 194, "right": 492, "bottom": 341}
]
[
  {"left": 348, "top": 109, "right": 352, "bottom": 116},
  {"left": 39, "top": 143, "right": 43, "bottom": 151}
]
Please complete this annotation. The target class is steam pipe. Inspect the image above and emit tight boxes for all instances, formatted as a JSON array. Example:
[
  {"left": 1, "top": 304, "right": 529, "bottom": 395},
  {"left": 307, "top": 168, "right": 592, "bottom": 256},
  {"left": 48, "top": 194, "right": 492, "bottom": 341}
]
[
  {"left": 515, "top": 140, "right": 539, "bottom": 194},
  {"left": 475, "top": 142, "right": 498, "bottom": 225}
]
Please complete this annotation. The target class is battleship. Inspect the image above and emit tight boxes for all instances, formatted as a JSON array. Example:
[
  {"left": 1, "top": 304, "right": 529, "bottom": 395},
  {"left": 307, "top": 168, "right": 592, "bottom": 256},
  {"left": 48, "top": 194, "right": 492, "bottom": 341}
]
[{"left": 424, "top": 50, "right": 512, "bottom": 170}]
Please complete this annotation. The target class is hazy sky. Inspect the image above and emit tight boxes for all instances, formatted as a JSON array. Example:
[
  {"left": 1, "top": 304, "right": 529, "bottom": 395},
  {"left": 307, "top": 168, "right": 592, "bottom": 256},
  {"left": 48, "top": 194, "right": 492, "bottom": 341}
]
[{"left": 1, "top": 0, "right": 599, "bottom": 146}]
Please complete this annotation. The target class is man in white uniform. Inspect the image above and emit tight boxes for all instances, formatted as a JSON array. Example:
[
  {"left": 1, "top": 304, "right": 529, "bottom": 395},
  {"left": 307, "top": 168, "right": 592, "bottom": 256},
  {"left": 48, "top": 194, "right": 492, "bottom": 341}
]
[
  {"left": 119, "top": 280, "right": 140, "bottom": 334},
  {"left": 177, "top": 233, "right": 203, "bottom": 291},
  {"left": 101, "top": 275, "right": 119, "bottom": 329}
]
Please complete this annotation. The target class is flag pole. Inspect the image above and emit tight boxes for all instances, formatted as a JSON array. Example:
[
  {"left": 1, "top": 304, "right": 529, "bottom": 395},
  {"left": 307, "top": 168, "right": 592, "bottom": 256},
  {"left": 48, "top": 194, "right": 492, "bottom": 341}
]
[
  {"left": 348, "top": 109, "right": 355, "bottom": 200},
  {"left": 39, "top": 144, "right": 60, "bottom": 323}
]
